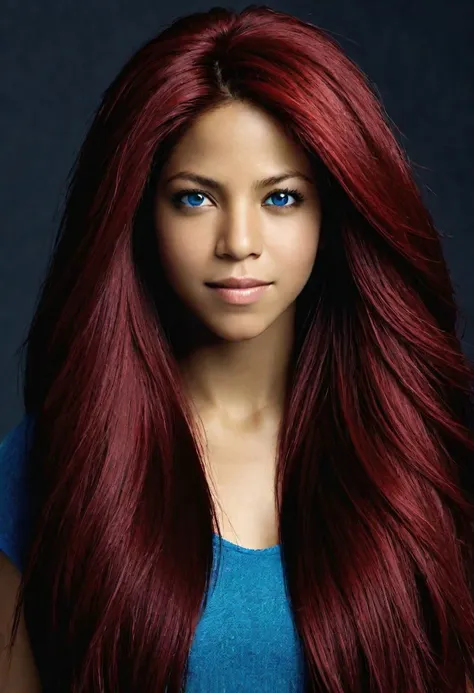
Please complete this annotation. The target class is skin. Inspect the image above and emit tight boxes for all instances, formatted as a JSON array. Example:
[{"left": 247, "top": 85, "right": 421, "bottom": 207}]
[
  {"left": 154, "top": 100, "right": 323, "bottom": 428},
  {"left": 0, "top": 552, "right": 41, "bottom": 692},
  {"left": 153, "top": 100, "right": 323, "bottom": 548}
]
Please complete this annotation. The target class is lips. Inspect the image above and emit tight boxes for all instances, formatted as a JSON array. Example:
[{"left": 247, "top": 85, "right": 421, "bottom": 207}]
[
  {"left": 207, "top": 282, "right": 271, "bottom": 305},
  {"left": 206, "top": 278, "right": 272, "bottom": 289}
]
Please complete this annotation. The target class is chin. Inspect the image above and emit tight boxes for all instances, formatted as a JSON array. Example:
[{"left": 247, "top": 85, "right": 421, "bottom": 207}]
[
  {"left": 205, "top": 318, "right": 275, "bottom": 343},
  {"left": 218, "top": 331, "right": 265, "bottom": 343}
]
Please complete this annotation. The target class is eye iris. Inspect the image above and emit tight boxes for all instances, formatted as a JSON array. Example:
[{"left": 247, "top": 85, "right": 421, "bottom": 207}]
[
  {"left": 270, "top": 192, "right": 289, "bottom": 206},
  {"left": 186, "top": 193, "right": 205, "bottom": 206}
]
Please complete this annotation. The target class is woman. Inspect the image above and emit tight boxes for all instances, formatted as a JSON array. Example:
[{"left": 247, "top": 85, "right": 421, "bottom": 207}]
[{"left": 0, "top": 4, "right": 473, "bottom": 691}]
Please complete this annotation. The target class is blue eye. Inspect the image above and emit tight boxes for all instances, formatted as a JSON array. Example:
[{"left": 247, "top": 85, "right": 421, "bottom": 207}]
[
  {"left": 265, "top": 190, "right": 304, "bottom": 207},
  {"left": 174, "top": 191, "right": 209, "bottom": 208},
  {"left": 171, "top": 187, "right": 305, "bottom": 209}
]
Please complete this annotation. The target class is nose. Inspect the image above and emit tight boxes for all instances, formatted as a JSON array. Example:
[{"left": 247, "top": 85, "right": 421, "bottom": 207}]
[{"left": 214, "top": 205, "right": 263, "bottom": 260}]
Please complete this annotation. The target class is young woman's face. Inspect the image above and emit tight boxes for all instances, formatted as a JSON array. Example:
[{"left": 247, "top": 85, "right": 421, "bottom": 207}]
[{"left": 154, "top": 100, "right": 322, "bottom": 342}]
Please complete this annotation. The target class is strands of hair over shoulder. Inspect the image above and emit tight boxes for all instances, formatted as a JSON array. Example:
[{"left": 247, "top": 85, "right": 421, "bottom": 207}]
[{"left": 8, "top": 4, "right": 474, "bottom": 691}]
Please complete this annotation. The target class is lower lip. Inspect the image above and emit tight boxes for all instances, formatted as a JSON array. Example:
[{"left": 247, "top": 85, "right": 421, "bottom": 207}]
[{"left": 207, "top": 284, "right": 271, "bottom": 305}]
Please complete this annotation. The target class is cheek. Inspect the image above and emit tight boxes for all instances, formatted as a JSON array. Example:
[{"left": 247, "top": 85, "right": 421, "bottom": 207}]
[
  {"left": 276, "top": 227, "right": 320, "bottom": 281},
  {"left": 157, "top": 231, "right": 205, "bottom": 286}
]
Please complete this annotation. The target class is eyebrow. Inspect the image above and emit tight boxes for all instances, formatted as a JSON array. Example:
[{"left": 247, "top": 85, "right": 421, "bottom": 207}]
[{"left": 164, "top": 169, "right": 314, "bottom": 191}]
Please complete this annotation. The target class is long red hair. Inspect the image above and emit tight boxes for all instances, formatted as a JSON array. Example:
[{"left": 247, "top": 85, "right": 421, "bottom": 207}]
[{"left": 8, "top": 5, "right": 474, "bottom": 691}]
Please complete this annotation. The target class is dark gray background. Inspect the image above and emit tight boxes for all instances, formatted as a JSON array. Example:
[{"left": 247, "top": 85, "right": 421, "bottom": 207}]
[{"left": 1, "top": 1, "right": 473, "bottom": 438}]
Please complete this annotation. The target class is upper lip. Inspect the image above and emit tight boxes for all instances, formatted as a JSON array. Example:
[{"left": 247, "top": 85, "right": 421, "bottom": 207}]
[{"left": 206, "top": 277, "right": 272, "bottom": 289}]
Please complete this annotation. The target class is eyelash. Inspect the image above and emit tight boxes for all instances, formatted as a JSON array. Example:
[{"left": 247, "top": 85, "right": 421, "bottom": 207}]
[{"left": 170, "top": 186, "right": 306, "bottom": 210}]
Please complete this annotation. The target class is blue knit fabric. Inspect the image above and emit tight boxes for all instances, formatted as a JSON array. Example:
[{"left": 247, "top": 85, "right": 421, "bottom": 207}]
[{"left": 0, "top": 415, "right": 306, "bottom": 691}]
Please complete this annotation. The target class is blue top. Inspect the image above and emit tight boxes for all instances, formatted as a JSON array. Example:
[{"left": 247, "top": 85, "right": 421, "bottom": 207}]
[{"left": 0, "top": 415, "right": 306, "bottom": 691}]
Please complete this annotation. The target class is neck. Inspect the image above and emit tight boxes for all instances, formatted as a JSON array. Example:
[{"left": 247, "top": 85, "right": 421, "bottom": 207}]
[{"left": 178, "top": 304, "right": 296, "bottom": 427}]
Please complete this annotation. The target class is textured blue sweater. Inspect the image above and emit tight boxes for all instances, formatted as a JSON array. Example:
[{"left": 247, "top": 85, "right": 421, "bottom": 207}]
[{"left": 0, "top": 415, "right": 306, "bottom": 691}]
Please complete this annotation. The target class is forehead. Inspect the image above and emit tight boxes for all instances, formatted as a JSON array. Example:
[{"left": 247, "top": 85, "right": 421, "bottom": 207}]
[{"left": 161, "top": 101, "right": 312, "bottom": 178}]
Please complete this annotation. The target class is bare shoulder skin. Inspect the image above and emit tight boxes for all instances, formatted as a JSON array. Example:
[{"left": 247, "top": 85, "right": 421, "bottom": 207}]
[{"left": 0, "top": 551, "right": 41, "bottom": 692}]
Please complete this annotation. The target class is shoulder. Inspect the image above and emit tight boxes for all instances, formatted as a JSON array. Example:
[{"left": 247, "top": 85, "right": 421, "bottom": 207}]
[{"left": 0, "top": 415, "right": 35, "bottom": 573}]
